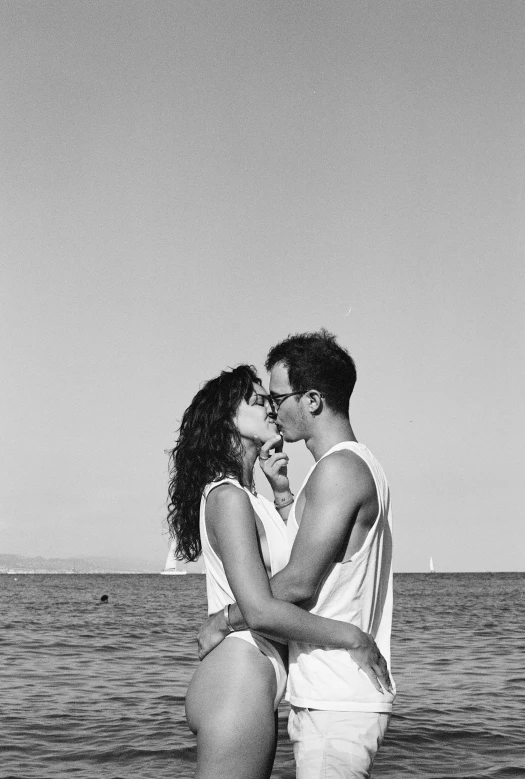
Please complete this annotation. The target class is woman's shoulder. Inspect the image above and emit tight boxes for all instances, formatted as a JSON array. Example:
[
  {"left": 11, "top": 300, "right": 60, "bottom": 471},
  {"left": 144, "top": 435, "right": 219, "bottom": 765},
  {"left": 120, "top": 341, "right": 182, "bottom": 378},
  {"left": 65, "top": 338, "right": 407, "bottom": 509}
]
[
  {"left": 205, "top": 479, "right": 250, "bottom": 506},
  {"left": 205, "top": 480, "right": 253, "bottom": 527}
]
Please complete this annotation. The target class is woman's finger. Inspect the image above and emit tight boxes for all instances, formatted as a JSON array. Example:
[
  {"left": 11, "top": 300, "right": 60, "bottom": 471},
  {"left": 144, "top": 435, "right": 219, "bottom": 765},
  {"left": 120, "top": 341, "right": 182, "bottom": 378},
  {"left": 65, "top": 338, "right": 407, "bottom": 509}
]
[
  {"left": 263, "top": 453, "right": 288, "bottom": 469},
  {"left": 263, "top": 450, "right": 288, "bottom": 463},
  {"left": 259, "top": 435, "right": 282, "bottom": 460},
  {"left": 271, "top": 452, "right": 289, "bottom": 461}
]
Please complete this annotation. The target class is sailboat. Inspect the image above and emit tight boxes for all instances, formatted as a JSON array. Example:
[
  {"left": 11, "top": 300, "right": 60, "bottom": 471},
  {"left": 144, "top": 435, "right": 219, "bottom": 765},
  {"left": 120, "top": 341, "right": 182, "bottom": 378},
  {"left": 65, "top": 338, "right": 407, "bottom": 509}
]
[
  {"left": 429, "top": 556, "right": 435, "bottom": 574},
  {"left": 161, "top": 539, "right": 187, "bottom": 575}
]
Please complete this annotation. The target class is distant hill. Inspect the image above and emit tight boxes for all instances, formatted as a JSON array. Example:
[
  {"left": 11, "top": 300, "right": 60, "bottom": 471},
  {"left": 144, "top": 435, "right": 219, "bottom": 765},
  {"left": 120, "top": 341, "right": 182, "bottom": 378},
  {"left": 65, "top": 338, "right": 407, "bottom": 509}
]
[{"left": 0, "top": 554, "right": 162, "bottom": 574}]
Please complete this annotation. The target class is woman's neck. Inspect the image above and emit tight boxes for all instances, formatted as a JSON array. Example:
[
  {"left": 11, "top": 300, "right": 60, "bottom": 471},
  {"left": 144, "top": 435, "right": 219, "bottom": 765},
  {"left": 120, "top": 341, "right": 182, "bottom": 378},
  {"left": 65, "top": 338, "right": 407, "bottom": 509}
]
[{"left": 241, "top": 440, "right": 258, "bottom": 491}]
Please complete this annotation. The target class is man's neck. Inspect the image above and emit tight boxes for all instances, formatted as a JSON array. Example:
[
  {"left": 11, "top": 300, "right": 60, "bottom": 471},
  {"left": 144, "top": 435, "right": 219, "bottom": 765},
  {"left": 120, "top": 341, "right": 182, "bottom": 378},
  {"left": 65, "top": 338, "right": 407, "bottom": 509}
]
[{"left": 304, "top": 416, "right": 357, "bottom": 462}]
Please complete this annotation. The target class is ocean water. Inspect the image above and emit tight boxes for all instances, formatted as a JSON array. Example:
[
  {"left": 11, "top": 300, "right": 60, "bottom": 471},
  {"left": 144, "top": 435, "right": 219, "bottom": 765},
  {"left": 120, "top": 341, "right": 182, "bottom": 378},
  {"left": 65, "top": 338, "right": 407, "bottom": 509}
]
[{"left": 2, "top": 573, "right": 525, "bottom": 779}]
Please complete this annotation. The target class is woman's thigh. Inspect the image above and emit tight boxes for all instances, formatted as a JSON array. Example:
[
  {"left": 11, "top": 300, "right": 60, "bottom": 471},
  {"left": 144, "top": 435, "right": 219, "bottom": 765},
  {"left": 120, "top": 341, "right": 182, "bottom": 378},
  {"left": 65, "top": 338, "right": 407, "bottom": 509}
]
[{"left": 186, "top": 637, "right": 278, "bottom": 779}]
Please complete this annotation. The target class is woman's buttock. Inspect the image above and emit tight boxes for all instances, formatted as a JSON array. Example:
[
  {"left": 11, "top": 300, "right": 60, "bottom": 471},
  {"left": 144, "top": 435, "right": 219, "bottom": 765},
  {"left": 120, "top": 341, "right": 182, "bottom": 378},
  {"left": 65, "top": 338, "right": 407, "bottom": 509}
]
[
  {"left": 226, "top": 631, "right": 287, "bottom": 709},
  {"left": 185, "top": 634, "right": 285, "bottom": 732}
]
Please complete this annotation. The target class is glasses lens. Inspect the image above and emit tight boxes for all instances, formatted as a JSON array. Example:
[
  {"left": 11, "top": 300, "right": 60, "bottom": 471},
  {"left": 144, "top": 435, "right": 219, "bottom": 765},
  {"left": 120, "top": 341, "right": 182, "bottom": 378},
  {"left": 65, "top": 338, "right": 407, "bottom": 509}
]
[
  {"left": 271, "top": 394, "right": 287, "bottom": 410},
  {"left": 272, "top": 391, "right": 305, "bottom": 410}
]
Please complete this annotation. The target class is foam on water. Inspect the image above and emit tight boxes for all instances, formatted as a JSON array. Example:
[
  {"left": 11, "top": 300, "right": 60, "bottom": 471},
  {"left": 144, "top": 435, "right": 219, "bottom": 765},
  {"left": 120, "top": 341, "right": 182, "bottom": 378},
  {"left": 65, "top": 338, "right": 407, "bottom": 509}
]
[{"left": 2, "top": 573, "right": 525, "bottom": 778}]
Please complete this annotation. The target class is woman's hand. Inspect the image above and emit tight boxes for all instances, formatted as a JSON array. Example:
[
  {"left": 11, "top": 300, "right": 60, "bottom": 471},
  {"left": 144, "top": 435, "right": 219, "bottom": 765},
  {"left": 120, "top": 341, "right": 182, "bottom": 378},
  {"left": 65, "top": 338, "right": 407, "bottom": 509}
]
[
  {"left": 346, "top": 630, "right": 393, "bottom": 694},
  {"left": 258, "top": 435, "right": 291, "bottom": 498}
]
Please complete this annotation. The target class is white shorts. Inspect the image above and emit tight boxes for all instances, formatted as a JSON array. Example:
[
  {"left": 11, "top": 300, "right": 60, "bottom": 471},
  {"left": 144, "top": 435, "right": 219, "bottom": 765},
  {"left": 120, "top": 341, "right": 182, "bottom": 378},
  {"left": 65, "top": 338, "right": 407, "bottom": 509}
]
[
  {"left": 288, "top": 706, "right": 390, "bottom": 779},
  {"left": 226, "top": 630, "right": 287, "bottom": 710}
]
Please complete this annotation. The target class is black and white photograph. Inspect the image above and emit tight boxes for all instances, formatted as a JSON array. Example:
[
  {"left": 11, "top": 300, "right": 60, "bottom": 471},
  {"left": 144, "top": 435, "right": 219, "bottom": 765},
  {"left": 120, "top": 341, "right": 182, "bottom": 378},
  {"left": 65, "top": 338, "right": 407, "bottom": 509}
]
[{"left": 2, "top": 2, "right": 524, "bottom": 777}]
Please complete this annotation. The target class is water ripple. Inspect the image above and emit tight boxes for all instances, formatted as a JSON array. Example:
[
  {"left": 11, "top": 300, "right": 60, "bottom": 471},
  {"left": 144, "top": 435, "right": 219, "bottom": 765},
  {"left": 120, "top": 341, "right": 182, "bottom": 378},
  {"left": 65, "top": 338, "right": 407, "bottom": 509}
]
[{"left": 2, "top": 573, "right": 525, "bottom": 778}]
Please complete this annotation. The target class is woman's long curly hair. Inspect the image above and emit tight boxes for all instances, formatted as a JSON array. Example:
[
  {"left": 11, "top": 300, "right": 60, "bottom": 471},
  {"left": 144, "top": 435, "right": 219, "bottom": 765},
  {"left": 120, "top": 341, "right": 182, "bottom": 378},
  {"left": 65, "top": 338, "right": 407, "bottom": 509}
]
[{"left": 167, "top": 364, "right": 261, "bottom": 562}]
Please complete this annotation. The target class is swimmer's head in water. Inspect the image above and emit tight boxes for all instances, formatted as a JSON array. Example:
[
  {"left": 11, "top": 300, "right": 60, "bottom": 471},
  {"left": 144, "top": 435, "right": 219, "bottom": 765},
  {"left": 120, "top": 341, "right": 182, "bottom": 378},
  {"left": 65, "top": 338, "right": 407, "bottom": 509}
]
[{"left": 100, "top": 594, "right": 108, "bottom": 603}]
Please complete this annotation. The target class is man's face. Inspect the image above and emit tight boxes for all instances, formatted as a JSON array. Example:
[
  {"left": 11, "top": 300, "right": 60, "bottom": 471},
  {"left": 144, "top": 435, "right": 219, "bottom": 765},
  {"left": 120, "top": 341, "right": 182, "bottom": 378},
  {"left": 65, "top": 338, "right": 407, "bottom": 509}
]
[{"left": 269, "top": 362, "right": 307, "bottom": 443}]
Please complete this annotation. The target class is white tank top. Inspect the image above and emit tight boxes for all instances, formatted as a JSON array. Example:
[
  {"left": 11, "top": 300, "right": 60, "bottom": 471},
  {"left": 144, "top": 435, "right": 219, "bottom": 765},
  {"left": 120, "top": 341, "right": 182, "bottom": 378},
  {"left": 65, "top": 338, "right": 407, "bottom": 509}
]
[
  {"left": 200, "top": 478, "right": 290, "bottom": 614},
  {"left": 286, "top": 442, "right": 395, "bottom": 712}
]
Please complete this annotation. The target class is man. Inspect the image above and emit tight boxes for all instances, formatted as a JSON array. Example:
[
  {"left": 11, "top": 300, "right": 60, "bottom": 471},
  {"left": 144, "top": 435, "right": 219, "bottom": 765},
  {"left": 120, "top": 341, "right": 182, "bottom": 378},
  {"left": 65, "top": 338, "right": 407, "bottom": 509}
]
[{"left": 198, "top": 329, "right": 394, "bottom": 778}]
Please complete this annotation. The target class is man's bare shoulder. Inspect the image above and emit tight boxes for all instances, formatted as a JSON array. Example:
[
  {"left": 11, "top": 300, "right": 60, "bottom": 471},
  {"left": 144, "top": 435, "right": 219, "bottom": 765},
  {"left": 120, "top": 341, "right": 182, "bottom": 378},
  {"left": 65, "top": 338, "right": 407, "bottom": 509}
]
[{"left": 306, "top": 448, "right": 375, "bottom": 501}]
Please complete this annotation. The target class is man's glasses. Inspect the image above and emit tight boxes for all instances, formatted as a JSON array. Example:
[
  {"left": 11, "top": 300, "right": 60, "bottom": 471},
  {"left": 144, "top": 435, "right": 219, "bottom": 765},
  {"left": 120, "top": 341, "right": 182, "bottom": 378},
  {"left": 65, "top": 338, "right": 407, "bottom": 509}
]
[
  {"left": 252, "top": 390, "right": 325, "bottom": 412},
  {"left": 269, "top": 391, "right": 306, "bottom": 410},
  {"left": 269, "top": 390, "right": 326, "bottom": 410}
]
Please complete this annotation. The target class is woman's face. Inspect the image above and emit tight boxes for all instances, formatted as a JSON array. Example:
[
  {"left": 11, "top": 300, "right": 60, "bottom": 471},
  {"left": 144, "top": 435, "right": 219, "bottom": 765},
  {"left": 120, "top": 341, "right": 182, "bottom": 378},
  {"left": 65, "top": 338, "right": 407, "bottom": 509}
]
[{"left": 234, "top": 383, "right": 278, "bottom": 446}]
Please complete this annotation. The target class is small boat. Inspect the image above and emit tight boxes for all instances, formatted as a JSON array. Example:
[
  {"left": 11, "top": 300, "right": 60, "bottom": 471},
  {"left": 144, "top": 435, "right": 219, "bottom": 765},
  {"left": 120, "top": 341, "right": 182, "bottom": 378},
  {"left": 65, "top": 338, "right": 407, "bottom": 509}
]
[
  {"left": 161, "top": 540, "right": 187, "bottom": 575},
  {"left": 429, "top": 556, "right": 435, "bottom": 574}
]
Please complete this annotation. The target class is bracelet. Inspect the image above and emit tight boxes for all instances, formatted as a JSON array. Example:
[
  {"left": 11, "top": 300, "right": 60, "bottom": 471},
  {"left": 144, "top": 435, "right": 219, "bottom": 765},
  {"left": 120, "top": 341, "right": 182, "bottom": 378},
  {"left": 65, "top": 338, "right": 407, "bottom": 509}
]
[
  {"left": 274, "top": 493, "right": 294, "bottom": 509},
  {"left": 223, "top": 603, "right": 235, "bottom": 633}
]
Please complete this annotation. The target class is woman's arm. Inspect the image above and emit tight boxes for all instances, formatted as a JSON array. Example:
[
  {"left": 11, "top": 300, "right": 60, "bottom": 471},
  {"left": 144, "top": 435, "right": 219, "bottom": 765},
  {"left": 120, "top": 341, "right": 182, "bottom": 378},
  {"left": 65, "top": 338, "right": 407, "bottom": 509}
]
[
  {"left": 258, "top": 435, "right": 294, "bottom": 521},
  {"left": 205, "top": 484, "right": 391, "bottom": 693}
]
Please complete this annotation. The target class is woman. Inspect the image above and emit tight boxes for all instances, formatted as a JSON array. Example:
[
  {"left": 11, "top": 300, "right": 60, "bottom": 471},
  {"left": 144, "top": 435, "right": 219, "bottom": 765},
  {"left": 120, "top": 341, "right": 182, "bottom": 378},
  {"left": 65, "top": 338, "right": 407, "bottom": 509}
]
[{"left": 167, "top": 365, "right": 389, "bottom": 779}]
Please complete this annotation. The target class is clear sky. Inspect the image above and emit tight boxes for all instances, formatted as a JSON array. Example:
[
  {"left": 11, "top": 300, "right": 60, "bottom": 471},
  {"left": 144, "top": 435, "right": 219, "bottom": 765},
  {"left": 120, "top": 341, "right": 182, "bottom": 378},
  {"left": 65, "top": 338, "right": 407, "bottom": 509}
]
[{"left": 2, "top": 1, "right": 524, "bottom": 572}]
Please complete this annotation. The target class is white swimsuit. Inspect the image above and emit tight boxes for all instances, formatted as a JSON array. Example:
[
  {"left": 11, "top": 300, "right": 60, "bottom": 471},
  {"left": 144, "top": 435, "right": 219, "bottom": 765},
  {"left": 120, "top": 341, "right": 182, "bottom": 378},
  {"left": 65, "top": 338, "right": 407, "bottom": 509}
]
[{"left": 200, "top": 478, "right": 291, "bottom": 709}]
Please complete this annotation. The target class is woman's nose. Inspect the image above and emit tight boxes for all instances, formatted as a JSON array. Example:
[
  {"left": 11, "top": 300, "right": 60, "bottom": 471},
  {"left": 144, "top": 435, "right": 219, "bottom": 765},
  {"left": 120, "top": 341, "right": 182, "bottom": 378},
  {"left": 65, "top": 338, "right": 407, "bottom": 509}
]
[{"left": 266, "top": 398, "right": 277, "bottom": 415}]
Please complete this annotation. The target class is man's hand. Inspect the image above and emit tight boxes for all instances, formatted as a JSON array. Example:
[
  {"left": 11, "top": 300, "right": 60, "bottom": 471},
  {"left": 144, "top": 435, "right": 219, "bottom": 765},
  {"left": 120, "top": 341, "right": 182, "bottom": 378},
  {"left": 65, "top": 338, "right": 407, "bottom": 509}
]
[
  {"left": 196, "top": 610, "right": 229, "bottom": 660},
  {"left": 348, "top": 633, "right": 393, "bottom": 695}
]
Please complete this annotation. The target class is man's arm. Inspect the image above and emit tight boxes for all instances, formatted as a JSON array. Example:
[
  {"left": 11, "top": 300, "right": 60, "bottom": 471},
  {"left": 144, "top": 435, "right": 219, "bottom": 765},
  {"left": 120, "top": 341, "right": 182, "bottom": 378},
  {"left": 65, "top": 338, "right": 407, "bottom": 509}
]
[
  {"left": 198, "top": 451, "right": 375, "bottom": 649},
  {"left": 270, "top": 451, "right": 375, "bottom": 602}
]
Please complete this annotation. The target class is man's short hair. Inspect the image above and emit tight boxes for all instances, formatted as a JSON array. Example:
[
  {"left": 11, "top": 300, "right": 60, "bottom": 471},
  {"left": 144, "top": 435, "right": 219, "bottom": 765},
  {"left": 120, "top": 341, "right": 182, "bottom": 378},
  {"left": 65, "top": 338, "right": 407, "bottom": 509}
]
[{"left": 265, "top": 329, "right": 356, "bottom": 415}]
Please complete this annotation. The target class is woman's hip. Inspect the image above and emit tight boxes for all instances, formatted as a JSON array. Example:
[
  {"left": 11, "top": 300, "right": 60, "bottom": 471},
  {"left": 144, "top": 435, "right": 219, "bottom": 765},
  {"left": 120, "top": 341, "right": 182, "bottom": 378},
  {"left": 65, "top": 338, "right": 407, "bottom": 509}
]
[{"left": 185, "top": 635, "right": 280, "bottom": 733}]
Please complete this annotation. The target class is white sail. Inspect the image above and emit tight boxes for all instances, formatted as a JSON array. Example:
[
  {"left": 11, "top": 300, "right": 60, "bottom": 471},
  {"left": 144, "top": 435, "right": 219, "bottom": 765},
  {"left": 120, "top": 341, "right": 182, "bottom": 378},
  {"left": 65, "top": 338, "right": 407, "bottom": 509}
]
[
  {"left": 429, "top": 556, "right": 435, "bottom": 573},
  {"left": 161, "top": 539, "right": 187, "bottom": 575}
]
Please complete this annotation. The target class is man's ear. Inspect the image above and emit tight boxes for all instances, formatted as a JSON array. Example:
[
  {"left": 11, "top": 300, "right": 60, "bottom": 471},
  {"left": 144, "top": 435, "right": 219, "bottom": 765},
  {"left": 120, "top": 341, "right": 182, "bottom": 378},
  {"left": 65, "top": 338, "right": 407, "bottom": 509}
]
[{"left": 305, "top": 390, "right": 324, "bottom": 416}]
